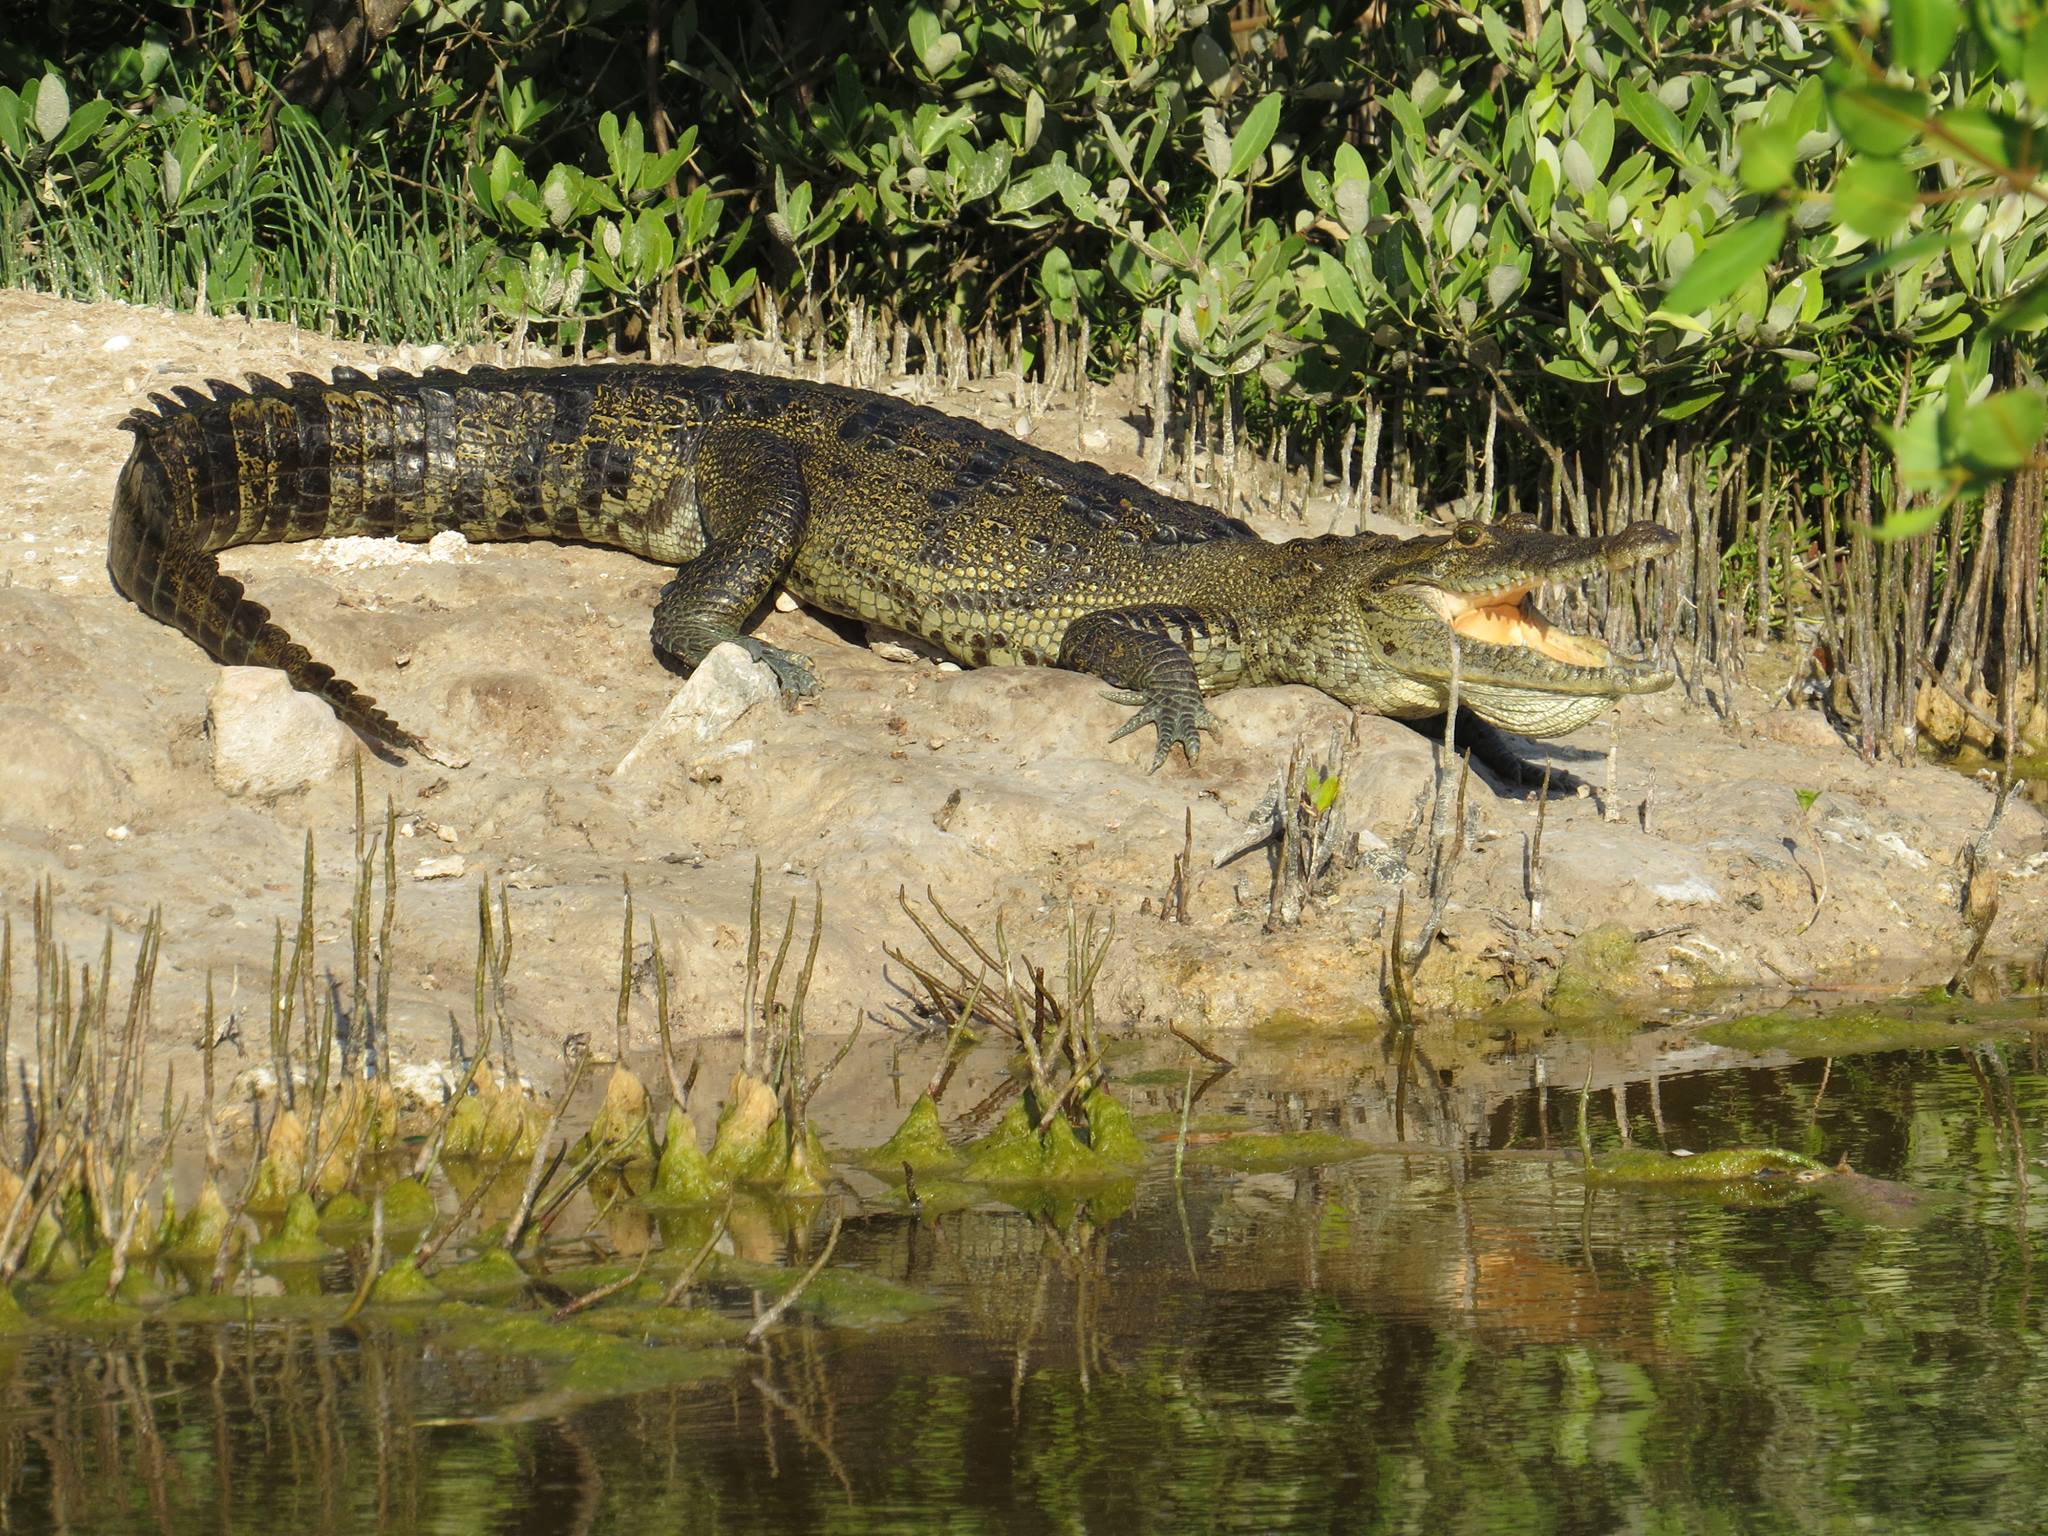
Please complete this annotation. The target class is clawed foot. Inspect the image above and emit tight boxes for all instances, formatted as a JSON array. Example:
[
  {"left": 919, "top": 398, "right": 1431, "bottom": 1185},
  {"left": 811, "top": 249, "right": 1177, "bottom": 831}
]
[
  {"left": 739, "top": 637, "right": 820, "bottom": 701},
  {"left": 1105, "top": 689, "right": 1219, "bottom": 771}
]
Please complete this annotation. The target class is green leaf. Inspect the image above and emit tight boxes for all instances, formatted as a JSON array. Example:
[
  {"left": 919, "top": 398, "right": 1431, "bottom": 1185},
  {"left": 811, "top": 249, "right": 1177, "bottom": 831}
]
[
  {"left": 1657, "top": 389, "right": 1722, "bottom": 421},
  {"left": 1881, "top": 398, "right": 1948, "bottom": 493},
  {"left": 2026, "top": 18, "right": 2048, "bottom": 109},
  {"left": 1737, "top": 120, "right": 1799, "bottom": 193},
  {"left": 1615, "top": 80, "right": 1684, "bottom": 160},
  {"left": 1953, "top": 387, "right": 2047, "bottom": 474},
  {"left": 32, "top": 73, "right": 69, "bottom": 143},
  {"left": 1833, "top": 155, "right": 1918, "bottom": 240},
  {"left": 1663, "top": 211, "right": 1787, "bottom": 314},
  {"left": 1890, "top": 0, "right": 1960, "bottom": 78},
  {"left": 1933, "top": 107, "right": 2046, "bottom": 176},
  {"left": 1827, "top": 79, "right": 1928, "bottom": 156},
  {"left": 1229, "top": 93, "right": 1283, "bottom": 179},
  {"left": 1868, "top": 499, "right": 1950, "bottom": 541},
  {"left": 1989, "top": 270, "right": 2048, "bottom": 336}
]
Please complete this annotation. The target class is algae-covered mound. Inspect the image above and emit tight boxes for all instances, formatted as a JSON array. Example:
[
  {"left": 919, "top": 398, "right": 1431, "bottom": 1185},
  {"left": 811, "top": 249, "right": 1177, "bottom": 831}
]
[
  {"left": 707, "top": 1073, "right": 831, "bottom": 1197},
  {"left": 1545, "top": 924, "right": 1649, "bottom": 1020},
  {"left": 433, "top": 1247, "right": 531, "bottom": 1300},
  {"left": 646, "top": 1105, "right": 724, "bottom": 1207},
  {"left": 862, "top": 1091, "right": 963, "bottom": 1176},
  {"left": 373, "top": 1177, "right": 440, "bottom": 1231},
  {"left": 246, "top": 1109, "right": 308, "bottom": 1214},
  {"left": 252, "top": 1191, "right": 338, "bottom": 1266},
  {"left": 1587, "top": 1147, "right": 1831, "bottom": 1185},
  {"left": 368, "top": 1256, "right": 444, "bottom": 1305},
  {"left": 570, "top": 1067, "right": 662, "bottom": 1169},
  {"left": 958, "top": 1084, "right": 1144, "bottom": 1187},
  {"left": 1700, "top": 1008, "right": 1998, "bottom": 1059}
]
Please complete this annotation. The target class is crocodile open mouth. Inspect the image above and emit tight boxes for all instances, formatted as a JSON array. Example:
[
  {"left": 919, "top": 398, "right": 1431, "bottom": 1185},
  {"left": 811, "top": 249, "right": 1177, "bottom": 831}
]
[{"left": 1438, "top": 584, "right": 1613, "bottom": 669}]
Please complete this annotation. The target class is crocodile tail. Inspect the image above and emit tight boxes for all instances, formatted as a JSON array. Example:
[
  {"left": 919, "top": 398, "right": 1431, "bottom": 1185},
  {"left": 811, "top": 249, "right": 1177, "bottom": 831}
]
[{"left": 109, "top": 429, "right": 426, "bottom": 757}]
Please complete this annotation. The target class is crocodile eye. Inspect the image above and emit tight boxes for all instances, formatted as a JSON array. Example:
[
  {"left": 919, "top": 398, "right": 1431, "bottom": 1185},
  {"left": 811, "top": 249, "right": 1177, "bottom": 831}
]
[{"left": 1453, "top": 522, "right": 1487, "bottom": 548}]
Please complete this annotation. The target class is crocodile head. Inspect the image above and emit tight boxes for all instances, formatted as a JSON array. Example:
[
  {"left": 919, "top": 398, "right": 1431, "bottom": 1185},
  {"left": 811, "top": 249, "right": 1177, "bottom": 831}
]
[{"left": 1305, "top": 516, "right": 1678, "bottom": 738}]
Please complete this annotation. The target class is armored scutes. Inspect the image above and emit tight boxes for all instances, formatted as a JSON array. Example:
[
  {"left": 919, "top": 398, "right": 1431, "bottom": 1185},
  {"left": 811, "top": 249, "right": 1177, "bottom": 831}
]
[{"left": 110, "top": 364, "right": 1675, "bottom": 767}]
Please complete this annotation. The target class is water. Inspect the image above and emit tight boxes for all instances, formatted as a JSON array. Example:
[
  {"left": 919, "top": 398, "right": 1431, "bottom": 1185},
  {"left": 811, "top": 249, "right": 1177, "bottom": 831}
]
[{"left": 1, "top": 1025, "right": 2042, "bottom": 1534}]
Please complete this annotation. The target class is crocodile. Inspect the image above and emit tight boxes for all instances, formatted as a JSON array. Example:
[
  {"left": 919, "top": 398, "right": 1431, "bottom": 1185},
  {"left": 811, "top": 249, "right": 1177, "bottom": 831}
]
[{"left": 109, "top": 363, "right": 1676, "bottom": 768}]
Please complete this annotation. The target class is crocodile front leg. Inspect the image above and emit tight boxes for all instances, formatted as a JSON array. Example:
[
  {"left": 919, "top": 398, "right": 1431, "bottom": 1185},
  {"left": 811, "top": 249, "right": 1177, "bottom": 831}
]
[
  {"left": 650, "top": 421, "right": 820, "bottom": 698},
  {"left": 1058, "top": 604, "right": 1224, "bottom": 769}
]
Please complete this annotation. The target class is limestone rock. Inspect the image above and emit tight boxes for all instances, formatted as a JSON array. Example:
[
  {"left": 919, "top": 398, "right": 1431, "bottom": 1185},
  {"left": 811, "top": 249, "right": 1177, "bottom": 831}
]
[
  {"left": 208, "top": 667, "right": 349, "bottom": 796},
  {"left": 0, "top": 706, "right": 127, "bottom": 837},
  {"left": 613, "top": 642, "right": 779, "bottom": 776}
]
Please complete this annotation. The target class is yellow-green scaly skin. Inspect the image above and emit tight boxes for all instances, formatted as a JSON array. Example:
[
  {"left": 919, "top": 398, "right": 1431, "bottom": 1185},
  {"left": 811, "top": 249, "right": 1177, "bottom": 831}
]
[{"left": 109, "top": 363, "right": 1675, "bottom": 765}]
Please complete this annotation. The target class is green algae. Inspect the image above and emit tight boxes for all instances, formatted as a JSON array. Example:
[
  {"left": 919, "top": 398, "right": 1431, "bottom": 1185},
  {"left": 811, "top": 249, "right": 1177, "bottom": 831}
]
[
  {"left": 703, "top": 1074, "right": 832, "bottom": 1197},
  {"left": 433, "top": 1305, "right": 737, "bottom": 1402},
  {"left": 711, "top": 1254, "right": 945, "bottom": 1328},
  {"left": 1587, "top": 1147, "right": 1831, "bottom": 1185},
  {"left": 252, "top": 1192, "right": 338, "bottom": 1266},
  {"left": 1081, "top": 1086, "right": 1143, "bottom": 1167},
  {"left": 246, "top": 1109, "right": 307, "bottom": 1215},
  {"left": 432, "top": 1246, "right": 531, "bottom": 1300},
  {"left": 0, "top": 1287, "right": 30, "bottom": 1334},
  {"left": 318, "top": 1190, "right": 373, "bottom": 1235},
  {"left": 576, "top": 1303, "right": 751, "bottom": 1346},
  {"left": 863, "top": 1091, "right": 962, "bottom": 1176},
  {"left": 37, "top": 1252, "right": 151, "bottom": 1325},
  {"left": 1545, "top": 923, "right": 1649, "bottom": 1019},
  {"left": 1179, "top": 1130, "right": 1372, "bottom": 1172},
  {"left": 368, "top": 1256, "right": 444, "bottom": 1304},
  {"left": 157, "top": 1290, "right": 347, "bottom": 1325},
  {"left": 647, "top": 1106, "right": 726, "bottom": 1206},
  {"left": 1700, "top": 1008, "right": 1999, "bottom": 1059},
  {"left": 373, "top": 1177, "right": 438, "bottom": 1231},
  {"left": 163, "top": 1180, "right": 233, "bottom": 1262},
  {"left": 707, "top": 1073, "right": 785, "bottom": 1182}
]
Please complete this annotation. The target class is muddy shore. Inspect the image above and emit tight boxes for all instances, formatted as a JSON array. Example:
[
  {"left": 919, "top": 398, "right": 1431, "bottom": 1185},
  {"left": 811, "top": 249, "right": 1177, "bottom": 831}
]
[{"left": 2, "top": 288, "right": 2043, "bottom": 1079}]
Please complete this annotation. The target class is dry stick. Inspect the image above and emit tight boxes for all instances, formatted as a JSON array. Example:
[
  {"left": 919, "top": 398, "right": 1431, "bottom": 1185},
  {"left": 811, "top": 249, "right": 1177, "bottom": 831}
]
[
  {"left": 0, "top": 1072, "right": 91, "bottom": 1280},
  {"left": 1168, "top": 1021, "right": 1233, "bottom": 1068},
  {"left": 1796, "top": 797, "right": 1830, "bottom": 938},
  {"left": 925, "top": 978, "right": 984, "bottom": 1105},
  {"left": 614, "top": 878, "right": 634, "bottom": 1064},
  {"left": 742, "top": 859, "right": 765, "bottom": 1076},
  {"left": 412, "top": 1158, "right": 508, "bottom": 1272},
  {"left": 1171, "top": 1065, "right": 1196, "bottom": 1184},
  {"left": 551, "top": 1249, "right": 652, "bottom": 1323},
  {"left": 650, "top": 920, "right": 686, "bottom": 1113},
  {"left": 106, "top": 1108, "right": 185, "bottom": 1298},
  {"left": 0, "top": 912, "right": 10, "bottom": 1157},
  {"left": 658, "top": 1200, "right": 734, "bottom": 1308},
  {"left": 337, "top": 1193, "right": 384, "bottom": 1326},
  {"left": 410, "top": 1027, "right": 492, "bottom": 1181},
  {"left": 201, "top": 972, "right": 221, "bottom": 1182},
  {"left": 500, "top": 1054, "right": 590, "bottom": 1255},
  {"left": 527, "top": 1120, "right": 646, "bottom": 1245},
  {"left": 1527, "top": 764, "right": 1554, "bottom": 933},
  {"left": 745, "top": 1216, "right": 844, "bottom": 1344}
]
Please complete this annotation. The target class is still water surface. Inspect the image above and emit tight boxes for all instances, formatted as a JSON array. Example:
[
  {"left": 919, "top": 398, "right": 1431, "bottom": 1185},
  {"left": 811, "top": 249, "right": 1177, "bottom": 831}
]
[{"left": 3, "top": 1026, "right": 2042, "bottom": 1534}]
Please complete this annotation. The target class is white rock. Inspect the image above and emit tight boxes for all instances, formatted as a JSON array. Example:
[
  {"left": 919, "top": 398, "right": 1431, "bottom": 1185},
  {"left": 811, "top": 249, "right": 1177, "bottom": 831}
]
[
  {"left": 1650, "top": 876, "right": 1721, "bottom": 906},
  {"left": 208, "top": 668, "right": 350, "bottom": 797},
  {"left": 613, "top": 642, "right": 780, "bottom": 776},
  {"left": 412, "top": 854, "right": 468, "bottom": 881}
]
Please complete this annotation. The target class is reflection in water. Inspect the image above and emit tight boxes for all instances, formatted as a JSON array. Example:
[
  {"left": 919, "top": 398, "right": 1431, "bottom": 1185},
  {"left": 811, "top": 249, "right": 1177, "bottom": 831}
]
[{"left": 0, "top": 1036, "right": 2040, "bottom": 1533}]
